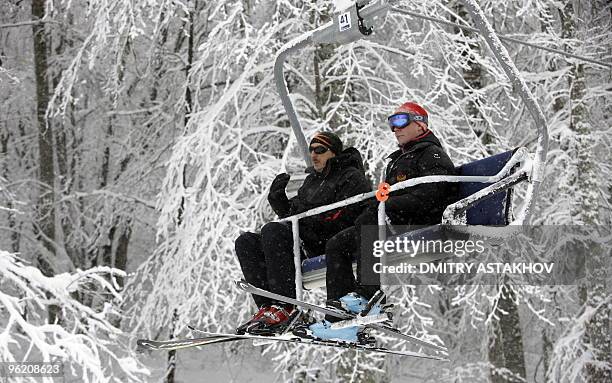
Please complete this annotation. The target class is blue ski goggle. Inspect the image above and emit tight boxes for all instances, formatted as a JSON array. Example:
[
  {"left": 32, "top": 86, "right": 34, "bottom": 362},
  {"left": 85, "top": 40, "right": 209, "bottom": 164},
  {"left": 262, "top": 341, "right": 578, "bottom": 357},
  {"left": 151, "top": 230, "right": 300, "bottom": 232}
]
[{"left": 387, "top": 113, "right": 428, "bottom": 131}]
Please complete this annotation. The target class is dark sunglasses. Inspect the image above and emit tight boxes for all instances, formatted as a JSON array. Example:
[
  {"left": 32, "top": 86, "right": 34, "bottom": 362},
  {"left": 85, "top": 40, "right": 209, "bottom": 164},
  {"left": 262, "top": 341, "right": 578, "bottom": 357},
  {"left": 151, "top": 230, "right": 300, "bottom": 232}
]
[
  {"left": 387, "top": 113, "right": 428, "bottom": 131},
  {"left": 309, "top": 145, "right": 330, "bottom": 154}
]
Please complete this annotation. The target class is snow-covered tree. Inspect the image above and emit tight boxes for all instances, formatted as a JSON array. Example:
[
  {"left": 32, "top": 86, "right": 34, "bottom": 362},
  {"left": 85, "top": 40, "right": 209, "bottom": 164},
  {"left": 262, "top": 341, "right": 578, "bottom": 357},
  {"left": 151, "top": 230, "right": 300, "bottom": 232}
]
[{"left": 1, "top": 0, "right": 610, "bottom": 381}]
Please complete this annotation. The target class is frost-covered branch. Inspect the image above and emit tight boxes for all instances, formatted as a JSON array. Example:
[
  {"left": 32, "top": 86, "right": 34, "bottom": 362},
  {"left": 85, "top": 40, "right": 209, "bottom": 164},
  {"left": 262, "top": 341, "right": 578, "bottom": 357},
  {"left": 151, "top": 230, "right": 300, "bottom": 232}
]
[{"left": 0, "top": 250, "right": 148, "bottom": 382}]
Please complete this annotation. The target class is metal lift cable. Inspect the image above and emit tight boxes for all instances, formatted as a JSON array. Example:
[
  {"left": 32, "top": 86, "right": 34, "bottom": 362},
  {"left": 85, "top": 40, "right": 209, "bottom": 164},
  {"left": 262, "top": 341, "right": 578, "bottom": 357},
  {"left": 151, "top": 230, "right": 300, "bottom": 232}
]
[{"left": 391, "top": 7, "right": 612, "bottom": 69}]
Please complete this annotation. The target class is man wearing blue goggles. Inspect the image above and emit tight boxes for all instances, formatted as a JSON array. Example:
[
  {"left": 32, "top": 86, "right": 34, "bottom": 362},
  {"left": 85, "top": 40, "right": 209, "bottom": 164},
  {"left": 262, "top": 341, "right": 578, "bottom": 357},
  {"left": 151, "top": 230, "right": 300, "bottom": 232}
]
[
  {"left": 387, "top": 112, "right": 428, "bottom": 131},
  {"left": 314, "top": 102, "right": 458, "bottom": 339},
  {"left": 387, "top": 107, "right": 430, "bottom": 147}
]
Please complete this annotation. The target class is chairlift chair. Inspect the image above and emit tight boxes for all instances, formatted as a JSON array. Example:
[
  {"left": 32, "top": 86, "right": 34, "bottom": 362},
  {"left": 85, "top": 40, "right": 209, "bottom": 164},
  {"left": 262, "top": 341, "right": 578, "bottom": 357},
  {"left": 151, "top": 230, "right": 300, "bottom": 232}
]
[{"left": 272, "top": 0, "right": 549, "bottom": 297}]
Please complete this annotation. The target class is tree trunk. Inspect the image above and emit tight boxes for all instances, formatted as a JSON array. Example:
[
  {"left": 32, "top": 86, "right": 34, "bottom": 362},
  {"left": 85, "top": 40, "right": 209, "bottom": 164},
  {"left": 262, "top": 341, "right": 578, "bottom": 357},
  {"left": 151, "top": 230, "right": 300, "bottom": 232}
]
[
  {"left": 166, "top": 309, "right": 179, "bottom": 383},
  {"left": 451, "top": 1, "right": 491, "bottom": 147},
  {"left": 540, "top": 6, "right": 564, "bottom": 113},
  {"left": 583, "top": 242, "right": 610, "bottom": 382},
  {"left": 51, "top": 4, "right": 78, "bottom": 270},
  {"left": 488, "top": 319, "right": 505, "bottom": 383},
  {"left": 541, "top": 326, "right": 553, "bottom": 381},
  {"left": 114, "top": 223, "right": 131, "bottom": 288},
  {"left": 488, "top": 285, "right": 527, "bottom": 383},
  {"left": 94, "top": 119, "right": 131, "bottom": 322},
  {"left": 32, "top": 0, "right": 58, "bottom": 323},
  {"left": 1, "top": 128, "right": 21, "bottom": 253},
  {"left": 166, "top": 2, "right": 197, "bottom": 381}
]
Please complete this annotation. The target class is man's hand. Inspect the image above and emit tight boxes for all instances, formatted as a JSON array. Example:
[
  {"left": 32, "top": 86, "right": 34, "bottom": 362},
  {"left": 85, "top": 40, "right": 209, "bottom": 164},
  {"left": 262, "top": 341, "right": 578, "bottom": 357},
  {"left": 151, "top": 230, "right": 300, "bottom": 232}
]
[
  {"left": 270, "top": 173, "right": 290, "bottom": 195},
  {"left": 268, "top": 173, "right": 292, "bottom": 218}
]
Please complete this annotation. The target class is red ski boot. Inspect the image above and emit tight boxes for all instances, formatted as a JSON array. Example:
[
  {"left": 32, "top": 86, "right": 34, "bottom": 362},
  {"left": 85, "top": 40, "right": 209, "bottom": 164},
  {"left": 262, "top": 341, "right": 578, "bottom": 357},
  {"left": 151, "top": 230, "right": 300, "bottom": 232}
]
[
  {"left": 235, "top": 306, "right": 270, "bottom": 335},
  {"left": 248, "top": 304, "right": 299, "bottom": 336}
]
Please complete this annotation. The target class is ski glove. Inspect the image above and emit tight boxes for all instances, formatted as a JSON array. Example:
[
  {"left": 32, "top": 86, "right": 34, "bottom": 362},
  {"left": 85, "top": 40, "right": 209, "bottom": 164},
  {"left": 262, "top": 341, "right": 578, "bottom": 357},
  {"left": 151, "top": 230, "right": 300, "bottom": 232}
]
[
  {"left": 270, "top": 173, "right": 290, "bottom": 196},
  {"left": 268, "top": 173, "right": 291, "bottom": 217}
]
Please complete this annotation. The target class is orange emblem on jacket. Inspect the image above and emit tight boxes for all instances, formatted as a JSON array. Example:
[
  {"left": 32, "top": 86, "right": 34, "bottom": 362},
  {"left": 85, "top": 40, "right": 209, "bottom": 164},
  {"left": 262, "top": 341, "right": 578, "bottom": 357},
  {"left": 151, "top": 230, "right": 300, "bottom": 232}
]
[{"left": 396, "top": 173, "right": 407, "bottom": 182}]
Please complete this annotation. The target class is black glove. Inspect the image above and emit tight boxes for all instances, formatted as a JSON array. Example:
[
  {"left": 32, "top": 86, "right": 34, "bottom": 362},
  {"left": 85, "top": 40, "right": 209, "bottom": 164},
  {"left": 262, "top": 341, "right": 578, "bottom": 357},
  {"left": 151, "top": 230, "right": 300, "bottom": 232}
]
[
  {"left": 270, "top": 173, "right": 290, "bottom": 195},
  {"left": 268, "top": 173, "right": 291, "bottom": 217}
]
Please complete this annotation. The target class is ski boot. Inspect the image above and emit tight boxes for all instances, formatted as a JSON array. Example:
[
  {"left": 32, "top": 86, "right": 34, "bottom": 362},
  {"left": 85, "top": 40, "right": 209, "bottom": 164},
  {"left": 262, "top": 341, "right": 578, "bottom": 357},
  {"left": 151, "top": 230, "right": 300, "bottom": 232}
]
[
  {"left": 329, "top": 290, "right": 391, "bottom": 319},
  {"left": 293, "top": 292, "right": 387, "bottom": 345},
  {"left": 236, "top": 305, "right": 270, "bottom": 335},
  {"left": 246, "top": 304, "right": 301, "bottom": 336}
]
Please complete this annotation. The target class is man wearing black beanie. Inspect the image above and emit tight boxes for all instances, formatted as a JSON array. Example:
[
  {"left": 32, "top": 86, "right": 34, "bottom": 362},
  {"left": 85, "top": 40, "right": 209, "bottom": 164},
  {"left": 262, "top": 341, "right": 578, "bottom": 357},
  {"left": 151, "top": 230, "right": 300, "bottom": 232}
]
[
  {"left": 308, "top": 131, "right": 343, "bottom": 172},
  {"left": 310, "top": 131, "right": 343, "bottom": 154},
  {"left": 234, "top": 131, "right": 371, "bottom": 335}
]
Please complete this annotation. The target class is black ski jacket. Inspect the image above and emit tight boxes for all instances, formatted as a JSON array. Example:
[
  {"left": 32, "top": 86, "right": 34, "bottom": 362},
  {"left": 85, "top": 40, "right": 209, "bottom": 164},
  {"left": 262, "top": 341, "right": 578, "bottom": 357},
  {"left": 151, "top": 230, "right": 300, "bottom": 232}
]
[
  {"left": 382, "top": 131, "right": 457, "bottom": 226},
  {"left": 268, "top": 147, "right": 371, "bottom": 253}
]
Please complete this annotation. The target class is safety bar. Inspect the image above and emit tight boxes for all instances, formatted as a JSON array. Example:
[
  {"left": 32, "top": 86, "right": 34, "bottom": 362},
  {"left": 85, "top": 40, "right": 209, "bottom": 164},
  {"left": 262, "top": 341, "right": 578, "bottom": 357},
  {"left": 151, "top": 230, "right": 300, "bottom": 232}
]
[{"left": 278, "top": 147, "right": 529, "bottom": 224}]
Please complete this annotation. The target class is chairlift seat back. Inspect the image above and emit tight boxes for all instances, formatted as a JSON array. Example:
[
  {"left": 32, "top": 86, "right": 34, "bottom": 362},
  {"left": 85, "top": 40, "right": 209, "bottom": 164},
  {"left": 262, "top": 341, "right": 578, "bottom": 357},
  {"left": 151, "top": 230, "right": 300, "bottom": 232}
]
[{"left": 455, "top": 150, "right": 515, "bottom": 225}]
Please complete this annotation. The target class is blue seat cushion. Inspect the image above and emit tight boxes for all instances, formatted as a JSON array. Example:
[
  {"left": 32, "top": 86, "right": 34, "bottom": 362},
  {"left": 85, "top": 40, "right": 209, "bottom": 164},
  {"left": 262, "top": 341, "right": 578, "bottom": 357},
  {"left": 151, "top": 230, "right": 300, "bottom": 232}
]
[
  {"left": 302, "top": 254, "right": 327, "bottom": 273},
  {"left": 456, "top": 150, "right": 514, "bottom": 225}
]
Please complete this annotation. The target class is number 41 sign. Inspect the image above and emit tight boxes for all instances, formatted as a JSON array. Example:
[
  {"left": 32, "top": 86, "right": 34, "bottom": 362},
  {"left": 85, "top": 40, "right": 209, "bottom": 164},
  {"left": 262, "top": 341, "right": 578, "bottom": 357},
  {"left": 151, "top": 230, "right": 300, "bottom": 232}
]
[{"left": 338, "top": 12, "right": 351, "bottom": 32}]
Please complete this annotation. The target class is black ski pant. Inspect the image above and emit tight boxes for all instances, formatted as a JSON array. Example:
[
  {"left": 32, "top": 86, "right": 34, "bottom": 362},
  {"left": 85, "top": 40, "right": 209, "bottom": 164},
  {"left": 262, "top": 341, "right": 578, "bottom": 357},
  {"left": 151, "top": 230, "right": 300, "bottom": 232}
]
[
  {"left": 235, "top": 222, "right": 323, "bottom": 308},
  {"left": 325, "top": 207, "right": 410, "bottom": 301},
  {"left": 325, "top": 208, "right": 379, "bottom": 301}
]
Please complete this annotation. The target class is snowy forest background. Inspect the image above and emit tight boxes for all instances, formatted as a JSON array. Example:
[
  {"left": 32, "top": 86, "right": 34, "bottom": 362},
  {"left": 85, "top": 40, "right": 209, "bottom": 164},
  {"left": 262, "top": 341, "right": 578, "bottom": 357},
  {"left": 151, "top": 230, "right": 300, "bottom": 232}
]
[{"left": 0, "top": 0, "right": 610, "bottom": 382}]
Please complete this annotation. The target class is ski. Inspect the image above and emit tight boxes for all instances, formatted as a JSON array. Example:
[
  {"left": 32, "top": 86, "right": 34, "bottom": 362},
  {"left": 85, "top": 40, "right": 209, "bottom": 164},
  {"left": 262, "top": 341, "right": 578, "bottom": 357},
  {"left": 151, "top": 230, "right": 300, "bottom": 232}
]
[
  {"left": 137, "top": 335, "right": 242, "bottom": 351},
  {"left": 235, "top": 279, "right": 447, "bottom": 354},
  {"left": 330, "top": 313, "right": 389, "bottom": 329},
  {"left": 187, "top": 327, "right": 448, "bottom": 360},
  {"left": 136, "top": 312, "right": 306, "bottom": 352}
]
